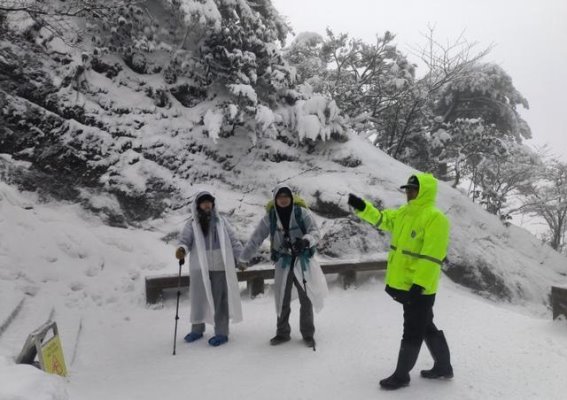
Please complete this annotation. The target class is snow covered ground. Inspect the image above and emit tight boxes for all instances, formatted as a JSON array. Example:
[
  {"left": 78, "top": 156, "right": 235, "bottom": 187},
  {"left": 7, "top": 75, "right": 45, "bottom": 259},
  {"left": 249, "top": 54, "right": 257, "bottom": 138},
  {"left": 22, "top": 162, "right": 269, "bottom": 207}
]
[
  {"left": 67, "top": 280, "right": 567, "bottom": 400},
  {"left": 1, "top": 180, "right": 567, "bottom": 400}
]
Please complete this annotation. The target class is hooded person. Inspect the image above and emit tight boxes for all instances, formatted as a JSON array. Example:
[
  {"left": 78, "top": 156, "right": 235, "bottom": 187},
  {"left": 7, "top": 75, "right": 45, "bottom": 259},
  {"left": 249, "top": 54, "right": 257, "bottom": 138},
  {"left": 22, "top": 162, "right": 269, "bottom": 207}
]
[
  {"left": 175, "top": 190, "right": 244, "bottom": 347},
  {"left": 348, "top": 173, "right": 453, "bottom": 390},
  {"left": 239, "top": 184, "right": 328, "bottom": 348}
]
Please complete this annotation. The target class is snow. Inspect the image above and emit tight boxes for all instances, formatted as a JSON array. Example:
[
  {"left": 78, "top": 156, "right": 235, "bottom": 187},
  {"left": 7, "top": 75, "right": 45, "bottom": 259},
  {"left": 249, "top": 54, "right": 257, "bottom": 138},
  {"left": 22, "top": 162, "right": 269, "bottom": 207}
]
[
  {"left": 255, "top": 105, "right": 276, "bottom": 136},
  {"left": 301, "top": 95, "right": 330, "bottom": 122},
  {"left": 2, "top": 3, "right": 566, "bottom": 397},
  {"left": 5, "top": 11, "right": 35, "bottom": 34},
  {"left": 297, "top": 114, "right": 322, "bottom": 141},
  {"left": 203, "top": 109, "right": 224, "bottom": 143},
  {"left": 227, "top": 84, "right": 258, "bottom": 105},
  {"left": 173, "top": 0, "right": 223, "bottom": 30},
  {"left": 287, "top": 95, "right": 343, "bottom": 141},
  {"left": 291, "top": 31, "right": 324, "bottom": 47},
  {"left": 1, "top": 164, "right": 567, "bottom": 399},
  {"left": 0, "top": 357, "right": 68, "bottom": 400}
]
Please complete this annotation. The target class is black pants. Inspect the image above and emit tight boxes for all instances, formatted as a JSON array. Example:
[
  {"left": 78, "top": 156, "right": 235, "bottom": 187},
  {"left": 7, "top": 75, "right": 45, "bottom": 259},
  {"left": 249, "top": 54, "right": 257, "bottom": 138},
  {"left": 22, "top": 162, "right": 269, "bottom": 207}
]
[
  {"left": 276, "top": 262, "right": 314, "bottom": 339},
  {"left": 402, "top": 294, "right": 440, "bottom": 345}
]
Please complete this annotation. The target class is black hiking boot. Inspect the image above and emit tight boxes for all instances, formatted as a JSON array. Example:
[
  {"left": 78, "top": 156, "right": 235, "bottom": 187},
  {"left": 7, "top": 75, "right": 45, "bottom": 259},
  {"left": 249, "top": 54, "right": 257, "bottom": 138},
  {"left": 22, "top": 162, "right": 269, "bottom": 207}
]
[
  {"left": 303, "top": 336, "right": 315, "bottom": 348},
  {"left": 420, "top": 366, "right": 454, "bottom": 379},
  {"left": 379, "top": 341, "right": 421, "bottom": 390},
  {"left": 270, "top": 335, "right": 291, "bottom": 346},
  {"left": 379, "top": 373, "right": 410, "bottom": 390},
  {"left": 420, "top": 330, "right": 454, "bottom": 379}
]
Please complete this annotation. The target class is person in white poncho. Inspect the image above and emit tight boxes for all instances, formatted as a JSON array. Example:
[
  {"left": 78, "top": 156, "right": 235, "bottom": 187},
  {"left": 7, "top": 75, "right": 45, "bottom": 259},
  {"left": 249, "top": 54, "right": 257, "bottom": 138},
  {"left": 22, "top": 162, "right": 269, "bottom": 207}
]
[
  {"left": 175, "top": 191, "right": 243, "bottom": 347},
  {"left": 239, "top": 184, "right": 328, "bottom": 348}
]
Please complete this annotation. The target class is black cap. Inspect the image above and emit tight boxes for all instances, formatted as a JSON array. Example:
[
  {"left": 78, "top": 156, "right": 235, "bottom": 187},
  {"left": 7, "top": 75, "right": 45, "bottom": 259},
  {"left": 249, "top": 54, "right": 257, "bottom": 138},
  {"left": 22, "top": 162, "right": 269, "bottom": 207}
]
[
  {"left": 196, "top": 193, "right": 215, "bottom": 205},
  {"left": 400, "top": 175, "right": 419, "bottom": 190}
]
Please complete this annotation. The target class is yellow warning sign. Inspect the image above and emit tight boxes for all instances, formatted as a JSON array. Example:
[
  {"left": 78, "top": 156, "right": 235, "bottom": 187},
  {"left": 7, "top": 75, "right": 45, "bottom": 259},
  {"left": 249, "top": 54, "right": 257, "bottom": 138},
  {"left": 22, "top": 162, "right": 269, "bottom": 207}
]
[{"left": 40, "top": 335, "right": 67, "bottom": 377}]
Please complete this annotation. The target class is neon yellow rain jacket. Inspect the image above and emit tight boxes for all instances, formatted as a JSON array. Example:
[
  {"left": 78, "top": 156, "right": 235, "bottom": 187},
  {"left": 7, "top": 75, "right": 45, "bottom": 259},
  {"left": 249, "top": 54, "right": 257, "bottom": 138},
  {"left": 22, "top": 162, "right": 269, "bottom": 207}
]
[{"left": 355, "top": 173, "right": 450, "bottom": 295}]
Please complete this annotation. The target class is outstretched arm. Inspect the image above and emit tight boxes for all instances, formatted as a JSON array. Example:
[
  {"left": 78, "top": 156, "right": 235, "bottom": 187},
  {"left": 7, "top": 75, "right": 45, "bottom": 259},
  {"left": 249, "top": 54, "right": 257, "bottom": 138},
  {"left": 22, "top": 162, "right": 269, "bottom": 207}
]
[
  {"left": 349, "top": 194, "right": 398, "bottom": 232},
  {"left": 224, "top": 218, "right": 244, "bottom": 260},
  {"left": 300, "top": 208, "right": 320, "bottom": 247},
  {"left": 239, "top": 215, "right": 270, "bottom": 263}
]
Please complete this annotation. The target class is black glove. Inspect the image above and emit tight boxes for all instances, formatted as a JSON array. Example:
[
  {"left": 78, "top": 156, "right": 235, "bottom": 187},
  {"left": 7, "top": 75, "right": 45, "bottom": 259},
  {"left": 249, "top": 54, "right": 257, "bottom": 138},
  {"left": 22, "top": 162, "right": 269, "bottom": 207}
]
[
  {"left": 407, "top": 284, "right": 424, "bottom": 304},
  {"left": 348, "top": 193, "right": 366, "bottom": 211},
  {"left": 292, "top": 238, "right": 310, "bottom": 254}
]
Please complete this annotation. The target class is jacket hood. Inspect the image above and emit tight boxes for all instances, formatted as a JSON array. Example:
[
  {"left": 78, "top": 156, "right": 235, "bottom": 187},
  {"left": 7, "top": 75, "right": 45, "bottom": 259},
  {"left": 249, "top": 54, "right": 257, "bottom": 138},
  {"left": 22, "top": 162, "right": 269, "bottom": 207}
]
[
  {"left": 191, "top": 190, "right": 217, "bottom": 218},
  {"left": 410, "top": 173, "right": 438, "bottom": 207},
  {"left": 272, "top": 184, "right": 294, "bottom": 203}
]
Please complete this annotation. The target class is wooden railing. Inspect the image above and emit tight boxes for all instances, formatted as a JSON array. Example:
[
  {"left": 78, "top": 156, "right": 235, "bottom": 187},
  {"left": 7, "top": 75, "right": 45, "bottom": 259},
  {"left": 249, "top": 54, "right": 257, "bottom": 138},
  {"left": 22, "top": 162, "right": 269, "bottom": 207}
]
[
  {"left": 145, "top": 259, "right": 387, "bottom": 304},
  {"left": 552, "top": 286, "right": 567, "bottom": 320}
]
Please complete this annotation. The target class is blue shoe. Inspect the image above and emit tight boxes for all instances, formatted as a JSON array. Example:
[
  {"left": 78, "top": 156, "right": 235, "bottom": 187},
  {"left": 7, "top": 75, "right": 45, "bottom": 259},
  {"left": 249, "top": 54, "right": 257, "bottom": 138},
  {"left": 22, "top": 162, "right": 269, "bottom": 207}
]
[
  {"left": 208, "top": 335, "right": 228, "bottom": 347},
  {"left": 184, "top": 332, "right": 203, "bottom": 343}
]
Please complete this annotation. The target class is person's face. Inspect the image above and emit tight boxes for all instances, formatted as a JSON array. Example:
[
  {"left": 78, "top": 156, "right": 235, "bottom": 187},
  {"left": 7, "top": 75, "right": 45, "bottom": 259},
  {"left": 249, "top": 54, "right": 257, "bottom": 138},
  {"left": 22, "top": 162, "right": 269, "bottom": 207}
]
[
  {"left": 198, "top": 200, "right": 214, "bottom": 213},
  {"left": 275, "top": 193, "right": 292, "bottom": 208},
  {"left": 405, "top": 187, "right": 419, "bottom": 202}
]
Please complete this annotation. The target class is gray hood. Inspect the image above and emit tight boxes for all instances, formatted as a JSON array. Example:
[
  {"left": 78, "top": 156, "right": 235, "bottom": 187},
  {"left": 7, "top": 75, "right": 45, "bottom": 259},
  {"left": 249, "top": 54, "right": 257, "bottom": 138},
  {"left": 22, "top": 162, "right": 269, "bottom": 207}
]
[{"left": 191, "top": 190, "right": 218, "bottom": 219}]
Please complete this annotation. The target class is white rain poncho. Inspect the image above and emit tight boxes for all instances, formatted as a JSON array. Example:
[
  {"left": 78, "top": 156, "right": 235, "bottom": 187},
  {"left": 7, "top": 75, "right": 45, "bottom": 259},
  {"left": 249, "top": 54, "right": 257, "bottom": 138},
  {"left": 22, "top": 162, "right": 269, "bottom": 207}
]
[
  {"left": 178, "top": 191, "right": 243, "bottom": 325},
  {"left": 240, "top": 184, "right": 328, "bottom": 316}
]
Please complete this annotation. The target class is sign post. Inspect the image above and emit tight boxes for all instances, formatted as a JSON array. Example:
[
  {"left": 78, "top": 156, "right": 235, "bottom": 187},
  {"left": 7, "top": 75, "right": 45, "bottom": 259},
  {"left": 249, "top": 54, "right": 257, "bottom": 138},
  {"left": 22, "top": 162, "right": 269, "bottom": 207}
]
[{"left": 16, "top": 321, "right": 68, "bottom": 377}]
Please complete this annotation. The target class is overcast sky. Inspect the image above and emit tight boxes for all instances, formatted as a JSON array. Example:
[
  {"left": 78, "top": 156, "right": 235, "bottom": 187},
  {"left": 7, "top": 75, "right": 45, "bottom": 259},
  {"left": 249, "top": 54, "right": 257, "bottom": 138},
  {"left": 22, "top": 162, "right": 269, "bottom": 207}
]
[{"left": 272, "top": 0, "right": 567, "bottom": 160}]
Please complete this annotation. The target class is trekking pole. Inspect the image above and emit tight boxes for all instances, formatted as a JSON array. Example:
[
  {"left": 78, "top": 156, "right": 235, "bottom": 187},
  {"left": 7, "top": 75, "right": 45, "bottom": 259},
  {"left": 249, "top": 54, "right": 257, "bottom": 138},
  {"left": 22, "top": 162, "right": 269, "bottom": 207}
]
[
  {"left": 172, "top": 258, "right": 184, "bottom": 356},
  {"left": 299, "top": 254, "right": 316, "bottom": 352}
]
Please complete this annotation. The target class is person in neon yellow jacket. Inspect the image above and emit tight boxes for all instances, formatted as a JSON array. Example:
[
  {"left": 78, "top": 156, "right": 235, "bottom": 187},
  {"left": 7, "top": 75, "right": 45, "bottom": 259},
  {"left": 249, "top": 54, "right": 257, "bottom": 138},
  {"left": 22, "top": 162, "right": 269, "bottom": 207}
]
[{"left": 348, "top": 173, "right": 453, "bottom": 390}]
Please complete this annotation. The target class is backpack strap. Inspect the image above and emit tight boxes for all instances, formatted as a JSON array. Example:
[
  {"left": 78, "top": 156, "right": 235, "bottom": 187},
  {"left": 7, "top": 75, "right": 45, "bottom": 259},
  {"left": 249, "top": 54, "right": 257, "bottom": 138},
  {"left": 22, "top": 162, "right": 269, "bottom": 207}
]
[
  {"left": 269, "top": 208, "right": 278, "bottom": 261},
  {"left": 269, "top": 208, "right": 278, "bottom": 238},
  {"left": 294, "top": 206, "right": 306, "bottom": 234}
]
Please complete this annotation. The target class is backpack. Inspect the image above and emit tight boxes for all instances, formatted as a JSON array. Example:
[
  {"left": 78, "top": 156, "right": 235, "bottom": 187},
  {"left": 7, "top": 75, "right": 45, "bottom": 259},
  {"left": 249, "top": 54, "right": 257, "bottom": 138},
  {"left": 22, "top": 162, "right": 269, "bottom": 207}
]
[{"left": 266, "top": 195, "right": 316, "bottom": 260}]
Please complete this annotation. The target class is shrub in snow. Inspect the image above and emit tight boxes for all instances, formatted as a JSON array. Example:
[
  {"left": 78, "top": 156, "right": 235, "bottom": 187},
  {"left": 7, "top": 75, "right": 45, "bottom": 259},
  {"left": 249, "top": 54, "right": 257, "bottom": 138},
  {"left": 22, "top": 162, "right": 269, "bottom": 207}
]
[
  {"left": 90, "top": 57, "right": 122, "bottom": 79},
  {"left": 145, "top": 87, "right": 171, "bottom": 108},
  {"left": 277, "top": 92, "right": 345, "bottom": 143},
  {"left": 169, "top": 83, "right": 207, "bottom": 107},
  {"left": 124, "top": 52, "right": 148, "bottom": 74}
]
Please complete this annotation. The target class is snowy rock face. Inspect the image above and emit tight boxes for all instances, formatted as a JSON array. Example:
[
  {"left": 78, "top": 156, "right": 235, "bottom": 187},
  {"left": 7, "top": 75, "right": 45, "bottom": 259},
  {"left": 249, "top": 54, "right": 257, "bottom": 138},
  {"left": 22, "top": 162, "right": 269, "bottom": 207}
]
[{"left": 0, "top": 0, "right": 346, "bottom": 224}]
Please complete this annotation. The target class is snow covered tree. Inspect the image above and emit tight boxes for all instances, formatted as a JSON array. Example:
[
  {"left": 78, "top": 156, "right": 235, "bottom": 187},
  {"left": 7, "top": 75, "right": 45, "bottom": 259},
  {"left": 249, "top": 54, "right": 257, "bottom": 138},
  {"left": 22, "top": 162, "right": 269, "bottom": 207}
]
[
  {"left": 470, "top": 144, "right": 542, "bottom": 220},
  {"left": 319, "top": 30, "right": 415, "bottom": 121},
  {"left": 426, "top": 118, "right": 541, "bottom": 219},
  {"left": 283, "top": 31, "right": 325, "bottom": 89},
  {"left": 422, "top": 61, "right": 532, "bottom": 197},
  {"left": 433, "top": 62, "right": 531, "bottom": 142},
  {"left": 399, "top": 29, "right": 531, "bottom": 187},
  {"left": 0, "top": 0, "right": 138, "bottom": 43},
  {"left": 283, "top": 29, "right": 419, "bottom": 153},
  {"left": 429, "top": 118, "right": 509, "bottom": 186},
  {"left": 392, "top": 29, "right": 492, "bottom": 168},
  {"left": 164, "top": 0, "right": 344, "bottom": 143},
  {"left": 518, "top": 159, "right": 567, "bottom": 252},
  {"left": 167, "top": 0, "right": 292, "bottom": 104}
]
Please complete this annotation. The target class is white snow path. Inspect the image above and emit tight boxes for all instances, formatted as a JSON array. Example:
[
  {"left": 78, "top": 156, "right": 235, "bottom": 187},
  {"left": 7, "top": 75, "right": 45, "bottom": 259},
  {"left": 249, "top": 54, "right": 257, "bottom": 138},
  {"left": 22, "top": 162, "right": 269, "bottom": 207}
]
[{"left": 66, "top": 277, "right": 567, "bottom": 400}]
